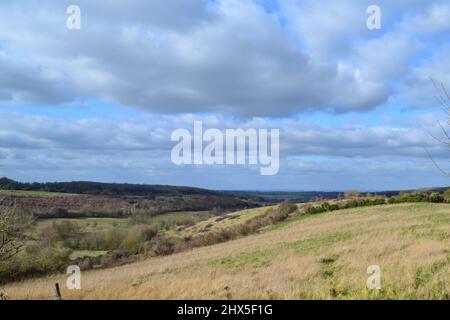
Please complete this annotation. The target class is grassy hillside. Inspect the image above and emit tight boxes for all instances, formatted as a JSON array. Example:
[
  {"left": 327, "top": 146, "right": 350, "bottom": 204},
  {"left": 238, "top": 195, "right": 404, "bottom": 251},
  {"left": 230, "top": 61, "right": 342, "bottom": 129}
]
[
  {"left": 164, "top": 206, "right": 272, "bottom": 239},
  {"left": 2, "top": 203, "right": 450, "bottom": 299}
]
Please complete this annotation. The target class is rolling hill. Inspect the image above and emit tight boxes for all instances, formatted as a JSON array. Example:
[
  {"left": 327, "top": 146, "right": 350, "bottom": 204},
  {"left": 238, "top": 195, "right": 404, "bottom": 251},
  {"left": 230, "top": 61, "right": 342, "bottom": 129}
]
[{"left": 2, "top": 202, "right": 449, "bottom": 299}]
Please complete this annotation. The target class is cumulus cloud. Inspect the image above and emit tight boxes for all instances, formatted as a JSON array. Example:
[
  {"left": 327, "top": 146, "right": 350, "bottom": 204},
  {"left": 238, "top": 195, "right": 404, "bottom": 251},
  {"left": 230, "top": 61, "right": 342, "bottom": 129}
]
[
  {"left": 0, "top": 111, "right": 446, "bottom": 189},
  {"left": 0, "top": 111, "right": 445, "bottom": 161},
  {"left": 1, "top": 1, "right": 449, "bottom": 190},
  {"left": 1, "top": 0, "right": 447, "bottom": 115}
]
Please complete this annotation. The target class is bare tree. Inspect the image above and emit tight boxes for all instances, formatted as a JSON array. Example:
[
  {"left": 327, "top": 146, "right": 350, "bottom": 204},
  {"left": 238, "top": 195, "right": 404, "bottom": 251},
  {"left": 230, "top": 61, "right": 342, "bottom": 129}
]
[
  {"left": 426, "top": 78, "right": 450, "bottom": 176},
  {"left": 0, "top": 199, "right": 30, "bottom": 262}
]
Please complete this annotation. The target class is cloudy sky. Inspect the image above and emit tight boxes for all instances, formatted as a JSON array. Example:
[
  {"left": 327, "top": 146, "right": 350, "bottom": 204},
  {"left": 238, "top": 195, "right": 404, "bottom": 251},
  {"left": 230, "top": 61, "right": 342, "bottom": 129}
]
[{"left": 1, "top": 0, "right": 450, "bottom": 191}]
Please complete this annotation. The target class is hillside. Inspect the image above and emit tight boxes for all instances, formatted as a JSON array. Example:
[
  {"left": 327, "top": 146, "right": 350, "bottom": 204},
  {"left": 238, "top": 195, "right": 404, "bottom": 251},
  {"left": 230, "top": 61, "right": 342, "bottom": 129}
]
[
  {"left": 0, "top": 177, "right": 224, "bottom": 197},
  {"left": 0, "top": 178, "right": 261, "bottom": 219},
  {"left": 2, "top": 202, "right": 449, "bottom": 299}
]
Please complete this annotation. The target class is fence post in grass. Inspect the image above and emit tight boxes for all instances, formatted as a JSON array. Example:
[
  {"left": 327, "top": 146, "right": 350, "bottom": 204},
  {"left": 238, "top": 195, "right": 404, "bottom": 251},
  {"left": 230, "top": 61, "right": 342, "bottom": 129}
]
[{"left": 54, "top": 282, "right": 62, "bottom": 300}]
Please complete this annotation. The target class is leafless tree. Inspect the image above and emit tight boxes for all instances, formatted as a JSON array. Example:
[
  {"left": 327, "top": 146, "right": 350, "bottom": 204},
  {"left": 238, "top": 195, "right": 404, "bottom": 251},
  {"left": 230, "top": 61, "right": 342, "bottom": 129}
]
[
  {"left": 426, "top": 78, "right": 450, "bottom": 176},
  {"left": 0, "top": 199, "right": 30, "bottom": 262}
]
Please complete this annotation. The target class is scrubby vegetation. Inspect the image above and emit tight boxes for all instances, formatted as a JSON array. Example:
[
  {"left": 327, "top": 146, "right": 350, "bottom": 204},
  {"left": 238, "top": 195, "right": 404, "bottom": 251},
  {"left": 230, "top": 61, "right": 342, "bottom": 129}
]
[
  {"left": 0, "top": 190, "right": 255, "bottom": 220},
  {"left": 305, "top": 191, "right": 450, "bottom": 215},
  {"left": 3, "top": 202, "right": 449, "bottom": 299},
  {"left": 1, "top": 187, "right": 450, "bottom": 287},
  {"left": 0, "top": 201, "right": 297, "bottom": 284},
  {"left": 152, "top": 200, "right": 298, "bottom": 256}
]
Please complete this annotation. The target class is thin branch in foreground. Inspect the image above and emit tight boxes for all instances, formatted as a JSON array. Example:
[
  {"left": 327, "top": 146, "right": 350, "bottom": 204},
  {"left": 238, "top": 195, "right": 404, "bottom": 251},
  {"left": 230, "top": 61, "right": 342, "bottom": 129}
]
[{"left": 425, "top": 148, "right": 450, "bottom": 177}]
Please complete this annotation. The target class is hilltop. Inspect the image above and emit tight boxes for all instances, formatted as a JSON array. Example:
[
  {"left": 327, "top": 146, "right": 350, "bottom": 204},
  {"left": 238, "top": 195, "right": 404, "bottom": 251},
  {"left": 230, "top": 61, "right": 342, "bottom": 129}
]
[{"left": 0, "top": 177, "right": 222, "bottom": 197}]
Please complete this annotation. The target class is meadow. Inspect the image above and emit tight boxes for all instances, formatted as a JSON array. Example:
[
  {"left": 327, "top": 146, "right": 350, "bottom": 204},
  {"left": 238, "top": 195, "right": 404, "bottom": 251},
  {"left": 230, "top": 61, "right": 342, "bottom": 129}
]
[{"left": 2, "top": 202, "right": 449, "bottom": 299}]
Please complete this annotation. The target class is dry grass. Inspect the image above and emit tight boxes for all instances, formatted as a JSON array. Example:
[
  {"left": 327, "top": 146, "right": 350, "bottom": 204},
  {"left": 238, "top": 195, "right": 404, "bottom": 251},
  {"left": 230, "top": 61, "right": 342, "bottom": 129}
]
[
  {"left": 2, "top": 203, "right": 450, "bottom": 299},
  {"left": 165, "top": 206, "right": 274, "bottom": 239}
]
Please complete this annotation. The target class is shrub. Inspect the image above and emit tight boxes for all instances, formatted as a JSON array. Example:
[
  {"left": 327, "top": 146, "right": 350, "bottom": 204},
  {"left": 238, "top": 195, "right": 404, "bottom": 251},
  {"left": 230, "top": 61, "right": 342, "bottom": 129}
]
[
  {"left": 0, "top": 246, "right": 72, "bottom": 283},
  {"left": 52, "top": 220, "right": 79, "bottom": 239},
  {"left": 119, "top": 225, "right": 155, "bottom": 254},
  {"left": 428, "top": 192, "right": 443, "bottom": 203},
  {"left": 37, "top": 248, "right": 72, "bottom": 272},
  {"left": 344, "top": 191, "right": 360, "bottom": 199},
  {"left": 278, "top": 200, "right": 298, "bottom": 215},
  {"left": 144, "top": 236, "right": 174, "bottom": 256},
  {"left": 120, "top": 232, "right": 143, "bottom": 253},
  {"left": 78, "top": 258, "right": 92, "bottom": 271},
  {"left": 444, "top": 189, "right": 450, "bottom": 203},
  {"left": 49, "top": 207, "right": 68, "bottom": 218},
  {"left": 387, "top": 192, "right": 441, "bottom": 204},
  {"left": 100, "top": 253, "right": 116, "bottom": 268},
  {"left": 38, "top": 225, "right": 60, "bottom": 247}
]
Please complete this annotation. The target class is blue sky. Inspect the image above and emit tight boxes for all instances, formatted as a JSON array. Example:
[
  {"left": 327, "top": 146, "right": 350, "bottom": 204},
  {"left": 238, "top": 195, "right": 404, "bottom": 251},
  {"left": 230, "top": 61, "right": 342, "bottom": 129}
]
[{"left": 1, "top": 0, "right": 450, "bottom": 191}]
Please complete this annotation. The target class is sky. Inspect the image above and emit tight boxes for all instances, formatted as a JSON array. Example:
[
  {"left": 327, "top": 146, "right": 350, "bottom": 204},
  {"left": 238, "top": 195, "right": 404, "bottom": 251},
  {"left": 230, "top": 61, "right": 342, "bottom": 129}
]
[{"left": 1, "top": 0, "right": 450, "bottom": 191}]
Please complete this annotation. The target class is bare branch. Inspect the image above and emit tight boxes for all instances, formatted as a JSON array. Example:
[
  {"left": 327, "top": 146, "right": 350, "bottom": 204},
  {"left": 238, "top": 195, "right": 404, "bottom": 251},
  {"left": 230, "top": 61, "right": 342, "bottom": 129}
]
[{"left": 425, "top": 148, "right": 450, "bottom": 177}]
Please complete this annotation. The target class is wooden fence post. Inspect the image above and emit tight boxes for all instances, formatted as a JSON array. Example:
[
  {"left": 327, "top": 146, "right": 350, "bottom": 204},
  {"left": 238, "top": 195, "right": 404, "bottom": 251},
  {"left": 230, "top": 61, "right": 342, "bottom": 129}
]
[{"left": 54, "top": 282, "right": 62, "bottom": 300}]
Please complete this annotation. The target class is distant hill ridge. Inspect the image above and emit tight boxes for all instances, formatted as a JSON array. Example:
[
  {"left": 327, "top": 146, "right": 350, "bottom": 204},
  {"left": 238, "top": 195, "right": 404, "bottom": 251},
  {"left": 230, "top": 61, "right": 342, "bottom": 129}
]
[
  {"left": 1, "top": 177, "right": 446, "bottom": 202},
  {"left": 0, "top": 177, "right": 219, "bottom": 197}
]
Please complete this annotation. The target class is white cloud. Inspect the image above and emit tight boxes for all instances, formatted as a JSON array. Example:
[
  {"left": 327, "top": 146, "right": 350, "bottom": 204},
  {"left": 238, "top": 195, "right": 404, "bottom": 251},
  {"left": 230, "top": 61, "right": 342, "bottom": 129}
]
[{"left": 2, "top": 0, "right": 443, "bottom": 115}]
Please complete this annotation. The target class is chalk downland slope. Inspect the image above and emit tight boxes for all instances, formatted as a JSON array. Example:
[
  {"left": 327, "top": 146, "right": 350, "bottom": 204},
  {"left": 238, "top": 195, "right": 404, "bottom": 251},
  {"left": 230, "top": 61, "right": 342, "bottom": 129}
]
[{"left": 2, "top": 203, "right": 450, "bottom": 299}]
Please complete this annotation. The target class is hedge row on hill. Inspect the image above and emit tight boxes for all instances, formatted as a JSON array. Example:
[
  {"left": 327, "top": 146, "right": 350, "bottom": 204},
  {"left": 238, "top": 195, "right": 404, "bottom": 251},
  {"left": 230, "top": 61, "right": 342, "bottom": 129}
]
[{"left": 306, "top": 192, "right": 447, "bottom": 215}]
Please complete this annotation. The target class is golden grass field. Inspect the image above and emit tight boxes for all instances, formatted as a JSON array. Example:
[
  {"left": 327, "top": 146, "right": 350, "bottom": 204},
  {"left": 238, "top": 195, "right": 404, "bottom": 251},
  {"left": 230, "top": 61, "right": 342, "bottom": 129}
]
[{"left": 2, "top": 203, "right": 450, "bottom": 300}]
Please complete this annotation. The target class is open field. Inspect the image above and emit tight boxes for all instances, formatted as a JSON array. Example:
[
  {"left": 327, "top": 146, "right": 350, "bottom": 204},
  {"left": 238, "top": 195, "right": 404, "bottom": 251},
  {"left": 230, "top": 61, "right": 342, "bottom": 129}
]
[{"left": 2, "top": 203, "right": 450, "bottom": 299}]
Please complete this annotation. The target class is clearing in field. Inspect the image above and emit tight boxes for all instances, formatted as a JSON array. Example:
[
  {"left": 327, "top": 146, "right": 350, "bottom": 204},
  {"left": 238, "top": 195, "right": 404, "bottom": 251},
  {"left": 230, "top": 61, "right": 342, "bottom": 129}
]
[{"left": 2, "top": 203, "right": 450, "bottom": 299}]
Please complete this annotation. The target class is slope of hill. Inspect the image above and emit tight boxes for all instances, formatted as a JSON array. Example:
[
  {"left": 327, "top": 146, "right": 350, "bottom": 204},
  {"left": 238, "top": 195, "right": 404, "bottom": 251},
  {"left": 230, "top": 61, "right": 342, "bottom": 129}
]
[
  {"left": 0, "top": 178, "right": 262, "bottom": 218},
  {"left": 0, "top": 189, "right": 253, "bottom": 219},
  {"left": 0, "top": 177, "right": 222, "bottom": 197},
  {"left": 2, "top": 202, "right": 449, "bottom": 299}
]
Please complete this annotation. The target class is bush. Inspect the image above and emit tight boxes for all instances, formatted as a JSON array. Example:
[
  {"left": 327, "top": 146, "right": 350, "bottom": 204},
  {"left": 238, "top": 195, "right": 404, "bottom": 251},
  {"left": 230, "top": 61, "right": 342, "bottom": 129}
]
[
  {"left": 428, "top": 192, "right": 443, "bottom": 203},
  {"left": 52, "top": 220, "right": 79, "bottom": 239},
  {"left": 344, "top": 191, "right": 360, "bottom": 199},
  {"left": 278, "top": 200, "right": 298, "bottom": 215},
  {"left": 306, "top": 197, "right": 388, "bottom": 215},
  {"left": 78, "top": 258, "right": 92, "bottom": 271},
  {"left": 444, "top": 189, "right": 450, "bottom": 203},
  {"left": 0, "top": 246, "right": 71, "bottom": 283},
  {"left": 145, "top": 236, "right": 174, "bottom": 256},
  {"left": 49, "top": 207, "right": 69, "bottom": 218},
  {"left": 387, "top": 192, "right": 443, "bottom": 204},
  {"left": 120, "top": 232, "right": 143, "bottom": 253}
]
